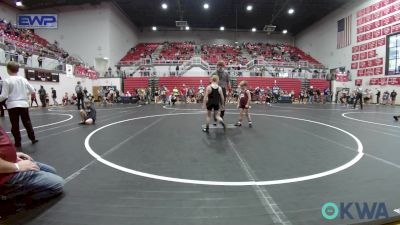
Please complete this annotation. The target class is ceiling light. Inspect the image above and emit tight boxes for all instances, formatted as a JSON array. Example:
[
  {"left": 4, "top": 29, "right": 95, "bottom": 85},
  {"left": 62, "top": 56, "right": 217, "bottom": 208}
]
[
  {"left": 185, "top": 26, "right": 190, "bottom": 30},
  {"left": 251, "top": 27, "right": 256, "bottom": 32},
  {"left": 161, "top": 3, "right": 168, "bottom": 9},
  {"left": 16, "top": 1, "right": 23, "bottom": 7},
  {"left": 103, "top": 57, "right": 109, "bottom": 60},
  {"left": 288, "top": 8, "right": 294, "bottom": 14},
  {"left": 152, "top": 26, "right": 157, "bottom": 31},
  {"left": 246, "top": 5, "right": 253, "bottom": 11},
  {"left": 220, "top": 26, "right": 225, "bottom": 31},
  {"left": 282, "top": 29, "right": 288, "bottom": 34},
  {"left": 203, "top": 3, "right": 209, "bottom": 9}
]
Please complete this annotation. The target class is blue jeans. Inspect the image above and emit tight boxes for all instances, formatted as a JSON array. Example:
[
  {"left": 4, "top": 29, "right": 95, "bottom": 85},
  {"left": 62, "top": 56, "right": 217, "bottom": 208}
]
[{"left": 1, "top": 162, "right": 64, "bottom": 201}]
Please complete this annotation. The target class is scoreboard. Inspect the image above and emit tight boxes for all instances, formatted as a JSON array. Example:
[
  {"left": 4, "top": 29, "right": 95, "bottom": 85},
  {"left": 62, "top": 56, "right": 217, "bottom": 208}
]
[{"left": 25, "top": 69, "right": 60, "bottom": 82}]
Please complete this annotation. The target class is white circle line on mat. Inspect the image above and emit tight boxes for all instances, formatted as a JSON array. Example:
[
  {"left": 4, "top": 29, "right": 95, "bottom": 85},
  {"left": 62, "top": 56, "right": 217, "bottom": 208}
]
[
  {"left": 6, "top": 113, "right": 73, "bottom": 134},
  {"left": 84, "top": 112, "right": 364, "bottom": 186},
  {"left": 342, "top": 112, "right": 400, "bottom": 128}
]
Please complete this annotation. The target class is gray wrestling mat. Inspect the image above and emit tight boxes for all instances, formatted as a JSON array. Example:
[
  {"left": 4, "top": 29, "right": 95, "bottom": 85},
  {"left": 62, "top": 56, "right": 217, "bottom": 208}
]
[{"left": 201, "top": 124, "right": 237, "bottom": 129}]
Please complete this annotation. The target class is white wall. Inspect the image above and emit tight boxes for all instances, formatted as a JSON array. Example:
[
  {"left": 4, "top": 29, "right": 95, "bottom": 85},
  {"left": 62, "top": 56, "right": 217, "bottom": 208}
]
[
  {"left": 33, "top": 2, "right": 138, "bottom": 68},
  {"left": 139, "top": 30, "right": 294, "bottom": 45},
  {"left": 0, "top": 3, "right": 19, "bottom": 24},
  {"left": 108, "top": 5, "right": 139, "bottom": 67},
  {"left": 295, "top": 0, "right": 400, "bottom": 104}
]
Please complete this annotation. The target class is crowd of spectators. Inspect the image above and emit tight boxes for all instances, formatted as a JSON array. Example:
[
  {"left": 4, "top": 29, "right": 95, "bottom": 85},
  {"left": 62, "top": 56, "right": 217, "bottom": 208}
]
[
  {"left": 158, "top": 41, "right": 194, "bottom": 60},
  {"left": 0, "top": 19, "right": 79, "bottom": 66}
]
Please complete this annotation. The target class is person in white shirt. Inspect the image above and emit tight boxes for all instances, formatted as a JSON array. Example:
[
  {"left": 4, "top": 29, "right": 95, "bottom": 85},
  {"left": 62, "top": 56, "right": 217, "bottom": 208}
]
[{"left": 0, "top": 62, "right": 38, "bottom": 147}]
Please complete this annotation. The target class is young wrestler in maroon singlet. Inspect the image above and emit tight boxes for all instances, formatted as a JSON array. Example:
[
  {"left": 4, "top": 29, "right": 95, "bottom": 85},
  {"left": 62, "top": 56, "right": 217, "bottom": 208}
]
[{"left": 235, "top": 80, "right": 252, "bottom": 127}]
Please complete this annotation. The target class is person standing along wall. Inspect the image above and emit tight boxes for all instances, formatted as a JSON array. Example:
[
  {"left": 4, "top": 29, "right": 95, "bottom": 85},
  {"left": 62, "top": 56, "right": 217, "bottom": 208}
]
[
  {"left": 0, "top": 62, "right": 38, "bottom": 147},
  {"left": 38, "top": 86, "right": 46, "bottom": 107},
  {"left": 390, "top": 90, "right": 397, "bottom": 105},
  {"left": 75, "top": 81, "right": 85, "bottom": 110},
  {"left": 216, "top": 61, "right": 230, "bottom": 119},
  {"left": 51, "top": 88, "right": 58, "bottom": 106},
  {"left": 30, "top": 89, "right": 38, "bottom": 107}
]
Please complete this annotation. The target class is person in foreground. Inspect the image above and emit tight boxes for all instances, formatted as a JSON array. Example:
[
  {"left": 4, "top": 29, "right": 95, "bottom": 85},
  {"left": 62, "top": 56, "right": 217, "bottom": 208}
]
[
  {"left": 235, "top": 80, "right": 253, "bottom": 128},
  {"left": 0, "top": 62, "right": 38, "bottom": 147},
  {"left": 0, "top": 127, "right": 64, "bottom": 206},
  {"left": 202, "top": 75, "right": 225, "bottom": 133},
  {"left": 79, "top": 100, "right": 96, "bottom": 125}
]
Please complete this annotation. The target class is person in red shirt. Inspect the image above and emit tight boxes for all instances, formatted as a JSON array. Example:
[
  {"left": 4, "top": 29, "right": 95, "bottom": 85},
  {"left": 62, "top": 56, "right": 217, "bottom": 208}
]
[
  {"left": 30, "top": 89, "right": 38, "bottom": 107},
  {"left": 0, "top": 127, "right": 64, "bottom": 203}
]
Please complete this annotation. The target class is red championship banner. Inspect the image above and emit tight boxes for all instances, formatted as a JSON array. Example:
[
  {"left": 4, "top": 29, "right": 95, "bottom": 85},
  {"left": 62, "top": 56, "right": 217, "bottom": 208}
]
[
  {"left": 374, "top": 67, "right": 383, "bottom": 75},
  {"left": 375, "top": 58, "right": 384, "bottom": 66},
  {"left": 369, "top": 78, "right": 379, "bottom": 85},
  {"left": 380, "top": 0, "right": 390, "bottom": 8},
  {"left": 359, "top": 61, "right": 367, "bottom": 68},
  {"left": 372, "top": 11, "right": 381, "bottom": 20},
  {"left": 382, "top": 16, "right": 392, "bottom": 26},
  {"left": 365, "top": 32, "right": 373, "bottom": 40},
  {"left": 392, "top": 23, "right": 400, "bottom": 32},
  {"left": 388, "top": 77, "right": 400, "bottom": 85},
  {"left": 352, "top": 54, "right": 360, "bottom": 61},
  {"left": 379, "top": 77, "right": 388, "bottom": 85},
  {"left": 352, "top": 46, "right": 360, "bottom": 53},
  {"left": 366, "top": 68, "right": 375, "bottom": 76},
  {"left": 360, "top": 52, "right": 368, "bottom": 60},
  {"left": 357, "top": 35, "right": 365, "bottom": 43},
  {"left": 336, "top": 72, "right": 349, "bottom": 82},
  {"left": 358, "top": 69, "right": 365, "bottom": 77},
  {"left": 368, "top": 50, "right": 377, "bottom": 58},
  {"left": 382, "top": 26, "right": 392, "bottom": 35},
  {"left": 355, "top": 79, "right": 363, "bottom": 86},
  {"left": 367, "top": 59, "right": 375, "bottom": 67},
  {"left": 351, "top": 62, "right": 359, "bottom": 69},
  {"left": 394, "top": 12, "right": 400, "bottom": 22},
  {"left": 360, "top": 44, "right": 368, "bottom": 51},
  {"left": 368, "top": 41, "right": 377, "bottom": 49},
  {"left": 376, "top": 37, "right": 386, "bottom": 46},
  {"left": 373, "top": 29, "right": 382, "bottom": 38}
]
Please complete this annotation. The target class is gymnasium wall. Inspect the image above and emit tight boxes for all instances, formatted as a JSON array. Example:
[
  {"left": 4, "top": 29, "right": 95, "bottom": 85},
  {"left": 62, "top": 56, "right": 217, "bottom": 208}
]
[
  {"left": 0, "top": 3, "right": 19, "bottom": 24},
  {"left": 295, "top": 0, "right": 400, "bottom": 103},
  {"left": 138, "top": 30, "right": 294, "bottom": 45},
  {"left": 32, "top": 2, "right": 139, "bottom": 67}
]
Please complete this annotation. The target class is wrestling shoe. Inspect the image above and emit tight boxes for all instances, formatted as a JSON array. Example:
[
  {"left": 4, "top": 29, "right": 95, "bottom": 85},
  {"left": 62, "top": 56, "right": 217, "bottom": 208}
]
[{"left": 394, "top": 116, "right": 398, "bottom": 121}]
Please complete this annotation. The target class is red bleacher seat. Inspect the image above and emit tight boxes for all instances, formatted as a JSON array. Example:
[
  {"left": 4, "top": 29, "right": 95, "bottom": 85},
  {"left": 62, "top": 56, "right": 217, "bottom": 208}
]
[{"left": 124, "top": 77, "right": 149, "bottom": 92}]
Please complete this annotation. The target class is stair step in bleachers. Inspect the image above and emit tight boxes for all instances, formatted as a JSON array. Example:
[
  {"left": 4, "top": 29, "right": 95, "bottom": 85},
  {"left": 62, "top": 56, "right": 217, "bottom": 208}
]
[{"left": 123, "top": 77, "right": 149, "bottom": 93}]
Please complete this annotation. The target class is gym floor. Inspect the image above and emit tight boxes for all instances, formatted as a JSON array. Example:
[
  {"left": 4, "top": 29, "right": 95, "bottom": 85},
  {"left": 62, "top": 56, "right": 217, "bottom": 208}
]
[{"left": 1, "top": 103, "right": 400, "bottom": 225}]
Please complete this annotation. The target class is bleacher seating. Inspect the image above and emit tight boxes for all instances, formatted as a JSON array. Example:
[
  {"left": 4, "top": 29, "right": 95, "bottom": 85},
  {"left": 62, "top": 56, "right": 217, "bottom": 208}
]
[
  {"left": 118, "top": 42, "right": 323, "bottom": 68},
  {"left": 244, "top": 43, "right": 322, "bottom": 66},
  {"left": 0, "top": 20, "right": 79, "bottom": 65},
  {"left": 200, "top": 44, "right": 246, "bottom": 65},
  {"left": 74, "top": 65, "right": 99, "bottom": 79},
  {"left": 119, "top": 43, "right": 159, "bottom": 63},
  {"left": 124, "top": 77, "right": 149, "bottom": 92},
  {"left": 159, "top": 42, "right": 194, "bottom": 60},
  {"left": 309, "top": 79, "right": 330, "bottom": 91}
]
